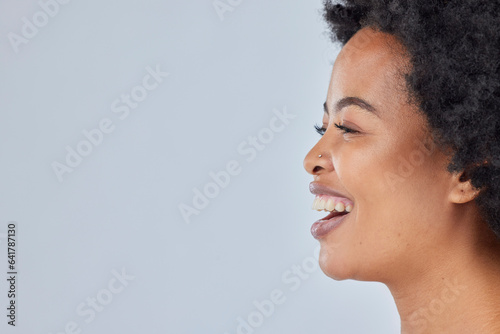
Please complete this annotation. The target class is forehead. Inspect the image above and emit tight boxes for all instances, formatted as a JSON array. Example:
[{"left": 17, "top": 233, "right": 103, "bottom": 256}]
[{"left": 327, "top": 27, "right": 410, "bottom": 115}]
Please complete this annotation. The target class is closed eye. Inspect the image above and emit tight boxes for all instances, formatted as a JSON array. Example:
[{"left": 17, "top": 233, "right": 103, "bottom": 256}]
[
  {"left": 333, "top": 122, "right": 358, "bottom": 134},
  {"left": 314, "top": 123, "right": 359, "bottom": 136},
  {"left": 314, "top": 124, "right": 326, "bottom": 136}
]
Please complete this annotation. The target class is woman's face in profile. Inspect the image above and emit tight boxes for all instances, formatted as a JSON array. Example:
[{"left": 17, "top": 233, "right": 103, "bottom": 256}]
[{"left": 304, "top": 27, "right": 457, "bottom": 283}]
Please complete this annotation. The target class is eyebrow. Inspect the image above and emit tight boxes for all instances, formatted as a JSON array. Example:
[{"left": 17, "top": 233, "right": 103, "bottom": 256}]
[{"left": 323, "top": 97, "right": 379, "bottom": 118}]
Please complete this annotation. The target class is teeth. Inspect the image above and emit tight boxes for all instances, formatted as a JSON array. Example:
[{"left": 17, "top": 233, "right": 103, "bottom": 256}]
[
  {"left": 311, "top": 196, "right": 353, "bottom": 213},
  {"left": 318, "top": 198, "right": 327, "bottom": 211},
  {"left": 326, "top": 198, "right": 335, "bottom": 212},
  {"left": 311, "top": 197, "right": 318, "bottom": 210}
]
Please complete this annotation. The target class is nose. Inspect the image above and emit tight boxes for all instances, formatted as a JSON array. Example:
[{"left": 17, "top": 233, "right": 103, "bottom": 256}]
[{"left": 303, "top": 141, "right": 333, "bottom": 176}]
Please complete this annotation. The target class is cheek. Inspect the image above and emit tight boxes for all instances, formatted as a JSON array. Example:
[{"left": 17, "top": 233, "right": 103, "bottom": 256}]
[
  {"left": 335, "top": 140, "right": 389, "bottom": 204},
  {"left": 349, "top": 138, "right": 447, "bottom": 250},
  {"left": 335, "top": 139, "right": 429, "bottom": 243}
]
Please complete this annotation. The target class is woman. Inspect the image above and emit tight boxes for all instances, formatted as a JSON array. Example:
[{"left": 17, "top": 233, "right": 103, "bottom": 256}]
[{"left": 303, "top": 1, "right": 500, "bottom": 333}]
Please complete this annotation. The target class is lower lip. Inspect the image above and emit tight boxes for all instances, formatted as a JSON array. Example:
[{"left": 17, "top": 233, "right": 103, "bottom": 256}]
[{"left": 311, "top": 212, "right": 350, "bottom": 240}]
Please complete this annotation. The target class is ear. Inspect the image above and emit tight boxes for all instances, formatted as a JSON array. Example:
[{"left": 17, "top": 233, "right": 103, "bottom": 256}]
[{"left": 448, "top": 168, "right": 483, "bottom": 204}]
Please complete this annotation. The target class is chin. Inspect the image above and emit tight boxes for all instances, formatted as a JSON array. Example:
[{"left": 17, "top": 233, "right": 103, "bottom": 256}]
[
  {"left": 318, "top": 244, "right": 354, "bottom": 281},
  {"left": 318, "top": 243, "right": 394, "bottom": 283}
]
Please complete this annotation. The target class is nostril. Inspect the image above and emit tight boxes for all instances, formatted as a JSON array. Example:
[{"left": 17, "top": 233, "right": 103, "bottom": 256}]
[{"left": 313, "top": 166, "right": 323, "bottom": 173}]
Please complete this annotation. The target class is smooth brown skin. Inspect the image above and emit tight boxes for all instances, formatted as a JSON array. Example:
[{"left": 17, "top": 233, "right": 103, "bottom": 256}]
[{"left": 303, "top": 27, "right": 500, "bottom": 333}]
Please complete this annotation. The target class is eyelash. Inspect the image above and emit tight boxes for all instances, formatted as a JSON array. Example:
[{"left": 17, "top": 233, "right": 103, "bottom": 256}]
[{"left": 314, "top": 123, "right": 358, "bottom": 136}]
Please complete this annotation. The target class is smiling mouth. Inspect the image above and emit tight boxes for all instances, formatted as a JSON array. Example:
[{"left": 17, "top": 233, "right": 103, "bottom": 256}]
[
  {"left": 311, "top": 194, "right": 353, "bottom": 239},
  {"left": 311, "top": 195, "right": 353, "bottom": 215}
]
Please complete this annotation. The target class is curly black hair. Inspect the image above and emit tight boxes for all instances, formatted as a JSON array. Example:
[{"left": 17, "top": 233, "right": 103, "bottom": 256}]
[{"left": 322, "top": 0, "right": 500, "bottom": 238}]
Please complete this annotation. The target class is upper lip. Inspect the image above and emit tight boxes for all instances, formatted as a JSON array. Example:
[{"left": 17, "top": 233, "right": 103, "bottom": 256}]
[{"left": 309, "top": 182, "right": 354, "bottom": 204}]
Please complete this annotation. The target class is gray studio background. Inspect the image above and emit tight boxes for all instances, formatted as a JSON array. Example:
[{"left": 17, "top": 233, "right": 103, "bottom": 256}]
[{"left": 0, "top": 0, "right": 400, "bottom": 333}]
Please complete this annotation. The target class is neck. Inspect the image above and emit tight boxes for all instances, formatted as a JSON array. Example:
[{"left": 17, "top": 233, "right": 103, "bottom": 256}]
[{"left": 388, "top": 220, "right": 500, "bottom": 333}]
